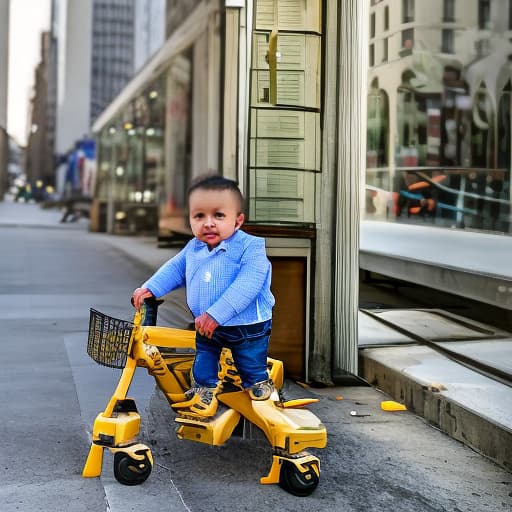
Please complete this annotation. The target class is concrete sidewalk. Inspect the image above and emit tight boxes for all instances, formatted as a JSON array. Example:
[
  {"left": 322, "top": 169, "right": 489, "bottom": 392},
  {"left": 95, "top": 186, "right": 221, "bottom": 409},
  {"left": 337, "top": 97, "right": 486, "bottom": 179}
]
[
  {"left": 2, "top": 200, "right": 511, "bottom": 474},
  {"left": 0, "top": 199, "right": 88, "bottom": 229}
]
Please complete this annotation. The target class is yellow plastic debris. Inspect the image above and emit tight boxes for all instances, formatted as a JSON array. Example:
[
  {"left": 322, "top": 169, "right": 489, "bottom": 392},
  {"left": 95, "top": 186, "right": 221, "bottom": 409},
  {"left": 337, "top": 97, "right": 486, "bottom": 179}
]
[{"left": 381, "top": 400, "right": 407, "bottom": 412}]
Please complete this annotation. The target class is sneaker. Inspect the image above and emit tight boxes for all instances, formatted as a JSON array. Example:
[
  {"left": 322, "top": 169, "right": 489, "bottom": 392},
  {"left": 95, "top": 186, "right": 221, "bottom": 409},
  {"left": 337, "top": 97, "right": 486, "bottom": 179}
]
[
  {"left": 172, "top": 385, "right": 219, "bottom": 417},
  {"left": 183, "top": 385, "right": 199, "bottom": 401},
  {"left": 248, "top": 379, "right": 275, "bottom": 401}
]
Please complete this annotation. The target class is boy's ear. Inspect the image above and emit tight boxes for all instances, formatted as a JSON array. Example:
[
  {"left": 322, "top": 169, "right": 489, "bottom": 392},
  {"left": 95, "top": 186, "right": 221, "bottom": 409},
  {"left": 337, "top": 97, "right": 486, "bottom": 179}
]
[{"left": 235, "top": 212, "right": 245, "bottom": 230}]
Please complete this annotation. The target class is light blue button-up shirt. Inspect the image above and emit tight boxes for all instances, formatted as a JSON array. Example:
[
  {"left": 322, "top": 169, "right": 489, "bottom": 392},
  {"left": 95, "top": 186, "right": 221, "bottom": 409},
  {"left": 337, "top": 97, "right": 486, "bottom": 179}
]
[{"left": 143, "top": 230, "right": 275, "bottom": 326}]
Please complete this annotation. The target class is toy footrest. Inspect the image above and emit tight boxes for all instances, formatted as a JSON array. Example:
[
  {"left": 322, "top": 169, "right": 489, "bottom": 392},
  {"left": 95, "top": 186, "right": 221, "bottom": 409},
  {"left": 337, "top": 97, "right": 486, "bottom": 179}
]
[
  {"left": 175, "top": 406, "right": 241, "bottom": 446},
  {"left": 251, "top": 401, "right": 327, "bottom": 453}
]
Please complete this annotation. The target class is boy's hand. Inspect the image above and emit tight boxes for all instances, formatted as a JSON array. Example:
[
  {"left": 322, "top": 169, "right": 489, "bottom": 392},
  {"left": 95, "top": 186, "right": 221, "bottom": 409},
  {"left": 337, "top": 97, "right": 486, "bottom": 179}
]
[
  {"left": 132, "top": 287, "right": 154, "bottom": 309},
  {"left": 195, "top": 312, "right": 219, "bottom": 339}
]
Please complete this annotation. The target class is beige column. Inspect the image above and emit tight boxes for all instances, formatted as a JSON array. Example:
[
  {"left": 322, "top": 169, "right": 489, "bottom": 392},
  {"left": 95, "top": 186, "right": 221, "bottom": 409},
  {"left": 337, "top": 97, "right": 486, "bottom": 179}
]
[
  {"left": 332, "top": 0, "right": 369, "bottom": 379},
  {"left": 309, "top": 0, "right": 337, "bottom": 384},
  {"left": 222, "top": 7, "right": 240, "bottom": 181},
  {"left": 310, "top": 0, "right": 368, "bottom": 383}
]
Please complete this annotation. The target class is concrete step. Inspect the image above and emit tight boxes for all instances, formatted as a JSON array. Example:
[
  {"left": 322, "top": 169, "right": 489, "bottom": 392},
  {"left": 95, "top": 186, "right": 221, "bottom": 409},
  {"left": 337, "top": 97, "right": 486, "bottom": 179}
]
[{"left": 358, "top": 309, "right": 512, "bottom": 472}]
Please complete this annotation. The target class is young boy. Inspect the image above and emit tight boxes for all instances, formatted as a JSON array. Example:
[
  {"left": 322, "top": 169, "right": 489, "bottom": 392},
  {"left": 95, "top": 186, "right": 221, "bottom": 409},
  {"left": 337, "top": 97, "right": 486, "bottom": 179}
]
[{"left": 132, "top": 175, "right": 275, "bottom": 417}]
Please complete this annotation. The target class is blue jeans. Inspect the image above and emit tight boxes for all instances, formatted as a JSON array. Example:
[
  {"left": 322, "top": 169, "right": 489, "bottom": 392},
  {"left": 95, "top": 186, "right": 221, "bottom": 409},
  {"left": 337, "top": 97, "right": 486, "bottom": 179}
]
[{"left": 192, "top": 320, "right": 272, "bottom": 388}]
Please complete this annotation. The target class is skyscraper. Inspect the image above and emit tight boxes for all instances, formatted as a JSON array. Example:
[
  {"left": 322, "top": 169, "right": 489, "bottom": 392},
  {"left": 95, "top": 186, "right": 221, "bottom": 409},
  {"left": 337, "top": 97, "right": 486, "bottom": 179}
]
[
  {"left": 90, "top": 0, "right": 135, "bottom": 124},
  {"left": 0, "top": 0, "right": 10, "bottom": 199},
  {"left": 53, "top": 0, "right": 165, "bottom": 156}
]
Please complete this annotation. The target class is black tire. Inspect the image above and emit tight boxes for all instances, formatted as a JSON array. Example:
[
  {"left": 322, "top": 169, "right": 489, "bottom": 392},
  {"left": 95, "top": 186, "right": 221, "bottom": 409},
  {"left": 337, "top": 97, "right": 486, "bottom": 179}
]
[
  {"left": 113, "top": 450, "right": 152, "bottom": 486},
  {"left": 279, "top": 459, "right": 320, "bottom": 497}
]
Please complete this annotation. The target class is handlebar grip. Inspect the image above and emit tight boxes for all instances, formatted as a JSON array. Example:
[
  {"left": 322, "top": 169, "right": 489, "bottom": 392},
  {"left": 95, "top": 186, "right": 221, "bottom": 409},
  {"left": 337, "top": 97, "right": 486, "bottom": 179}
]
[{"left": 140, "top": 297, "right": 164, "bottom": 326}]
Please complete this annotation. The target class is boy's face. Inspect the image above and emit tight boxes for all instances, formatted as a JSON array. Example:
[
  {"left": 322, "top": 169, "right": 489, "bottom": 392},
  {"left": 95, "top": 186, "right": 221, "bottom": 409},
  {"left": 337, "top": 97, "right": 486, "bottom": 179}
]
[{"left": 189, "top": 188, "right": 245, "bottom": 249}]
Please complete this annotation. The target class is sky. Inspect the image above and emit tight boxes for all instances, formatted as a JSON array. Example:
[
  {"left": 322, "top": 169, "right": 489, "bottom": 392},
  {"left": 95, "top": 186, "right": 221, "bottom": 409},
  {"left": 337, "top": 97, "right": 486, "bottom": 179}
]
[{"left": 7, "top": 0, "right": 51, "bottom": 146}]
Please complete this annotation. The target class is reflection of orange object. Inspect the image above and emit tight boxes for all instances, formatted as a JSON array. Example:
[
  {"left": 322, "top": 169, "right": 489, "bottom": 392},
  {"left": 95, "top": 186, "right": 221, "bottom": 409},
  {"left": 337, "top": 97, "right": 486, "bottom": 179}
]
[
  {"left": 408, "top": 175, "right": 446, "bottom": 191},
  {"left": 408, "top": 181, "right": 429, "bottom": 191}
]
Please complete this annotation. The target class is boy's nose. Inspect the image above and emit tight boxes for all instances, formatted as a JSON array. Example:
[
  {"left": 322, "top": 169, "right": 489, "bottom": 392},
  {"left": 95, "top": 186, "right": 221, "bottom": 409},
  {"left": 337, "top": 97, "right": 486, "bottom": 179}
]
[{"left": 204, "top": 216, "right": 215, "bottom": 226}]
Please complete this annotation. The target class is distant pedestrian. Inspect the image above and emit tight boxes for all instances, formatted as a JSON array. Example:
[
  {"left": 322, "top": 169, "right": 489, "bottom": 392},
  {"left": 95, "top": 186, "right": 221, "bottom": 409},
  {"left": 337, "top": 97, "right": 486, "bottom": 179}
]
[{"left": 132, "top": 175, "right": 275, "bottom": 417}]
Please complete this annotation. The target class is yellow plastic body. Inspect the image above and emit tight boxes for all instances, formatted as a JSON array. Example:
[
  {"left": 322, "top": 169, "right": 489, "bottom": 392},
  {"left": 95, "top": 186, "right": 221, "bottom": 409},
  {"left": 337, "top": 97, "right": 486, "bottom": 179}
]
[
  {"left": 281, "top": 398, "right": 320, "bottom": 408},
  {"left": 175, "top": 408, "right": 241, "bottom": 445},
  {"left": 83, "top": 305, "right": 327, "bottom": 487},
  {"left": 82, "top": 444, "right": 104, "bottom": 477},
  {"left": 381, "top": 400, "right": 407, "bottom": 411},
  {"left": 91, "top": 411, "right": 140, "bottom": 446},
  {"left": 83, "top": 442, "right": 152, "bottom": 478},
  {"left": 218, "top": 391, "right": 326, "bottom": 454}
]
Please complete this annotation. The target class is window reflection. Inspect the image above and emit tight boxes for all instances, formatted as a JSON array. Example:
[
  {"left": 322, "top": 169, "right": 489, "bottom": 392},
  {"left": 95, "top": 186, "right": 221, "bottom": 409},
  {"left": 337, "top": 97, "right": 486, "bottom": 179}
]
[
  {"left": 443, "top": 0, "right": 455, "bottom": 22},
  {"left": 366, "top": 0, "right": 512, "bottom": 234},
  {"left": 94, "top": 77, "right": 166, "bottom": 234},
  {"left": 402, "top": 0, "right": 415, "bottom": 23}
]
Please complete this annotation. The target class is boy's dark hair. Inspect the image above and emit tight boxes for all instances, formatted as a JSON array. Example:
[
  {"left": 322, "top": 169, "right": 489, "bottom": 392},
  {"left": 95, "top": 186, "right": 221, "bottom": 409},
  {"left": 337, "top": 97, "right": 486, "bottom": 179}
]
[{"left": 188, "top": 174, "right": 245, "bottom": 213}]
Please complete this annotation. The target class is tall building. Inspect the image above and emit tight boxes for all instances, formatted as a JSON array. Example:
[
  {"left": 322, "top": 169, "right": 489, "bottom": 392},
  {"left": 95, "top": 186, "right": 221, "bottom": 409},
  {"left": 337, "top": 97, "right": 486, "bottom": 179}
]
[
  {"left": 54, "top": 0, "right": 93, "bottom": 157},
  {"left": 90, "top": 0, "right": 135, "bottom": 124},
  {"left": 134, "top": 0, "right": 166, "bottom": 71},
  {"left": 25, "top": 32, "right": 54, "bottom": 187},
  {"left": 0, "top": 0, "right": 10, "bottom": 199},
  {"left": 53, "top": 0, "right": 165, "bottom": 157}
]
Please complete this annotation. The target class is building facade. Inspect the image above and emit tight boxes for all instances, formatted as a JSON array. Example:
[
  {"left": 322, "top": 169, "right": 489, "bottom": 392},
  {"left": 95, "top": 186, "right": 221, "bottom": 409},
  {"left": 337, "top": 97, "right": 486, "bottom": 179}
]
[
  {"left": 54, "top": 0, "right": 93, "bottom": 157},
  {"left": 52, "top": 0, "right": 166, "bottom": 187},
  {"left": 134, "top": 0, "right": 166, "bottom": 72},
  {"left": 90, "top": 0, "right": 135, "bottom": 124},
  {"left": 25, "top": 32, "right": 54, "bottom": 189},
  {"left": 0, "top": 0, "right": 10, "bottom": 200}
]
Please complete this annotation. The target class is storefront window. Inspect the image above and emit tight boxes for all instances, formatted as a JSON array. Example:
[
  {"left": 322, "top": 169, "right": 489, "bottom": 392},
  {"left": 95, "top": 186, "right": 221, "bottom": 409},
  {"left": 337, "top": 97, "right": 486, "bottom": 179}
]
[
  {"left": 158, "top": 49, "right": 193, "bottom": 237},
  {"left": 366, "top": 0, "right": 512, "bottom": 234},
  {"left": 93, "top": 77, "right": 166, "bottom": 234}
]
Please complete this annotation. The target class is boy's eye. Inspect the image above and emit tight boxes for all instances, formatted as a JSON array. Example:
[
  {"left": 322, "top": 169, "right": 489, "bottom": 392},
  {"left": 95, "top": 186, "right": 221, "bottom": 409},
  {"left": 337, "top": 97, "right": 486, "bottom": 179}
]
[
  {"left": 193, "top": 213, "right": 204, "bottom": 219},
  {"left": 215, "top": 212, "right": 225, "bottom": 219}
]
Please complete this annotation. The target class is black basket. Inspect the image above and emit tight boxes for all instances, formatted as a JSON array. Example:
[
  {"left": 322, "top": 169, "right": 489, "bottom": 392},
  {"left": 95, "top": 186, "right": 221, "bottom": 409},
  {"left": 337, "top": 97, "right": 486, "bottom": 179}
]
[{"left": 87, "top": 309, "right": 133, "bottom": 369}]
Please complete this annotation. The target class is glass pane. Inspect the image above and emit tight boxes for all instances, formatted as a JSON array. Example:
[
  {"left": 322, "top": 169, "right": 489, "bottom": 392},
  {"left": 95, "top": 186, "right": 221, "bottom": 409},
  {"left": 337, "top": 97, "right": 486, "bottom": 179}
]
[{"left": 366, "top": 0, "right": 512, "bottom": 234}]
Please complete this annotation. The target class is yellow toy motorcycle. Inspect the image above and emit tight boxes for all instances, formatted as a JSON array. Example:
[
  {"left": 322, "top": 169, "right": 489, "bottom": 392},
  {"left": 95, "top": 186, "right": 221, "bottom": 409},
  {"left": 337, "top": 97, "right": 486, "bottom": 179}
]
[{"left": 82, "top": 300, "right": 327, "bottom": 496}]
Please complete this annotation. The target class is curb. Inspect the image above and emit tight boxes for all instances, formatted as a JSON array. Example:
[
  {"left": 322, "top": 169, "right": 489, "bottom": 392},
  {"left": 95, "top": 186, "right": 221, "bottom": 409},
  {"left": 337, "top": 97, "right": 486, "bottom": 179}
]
[{"left": 359, "top": 350, "right": 512, "bottom": 473}]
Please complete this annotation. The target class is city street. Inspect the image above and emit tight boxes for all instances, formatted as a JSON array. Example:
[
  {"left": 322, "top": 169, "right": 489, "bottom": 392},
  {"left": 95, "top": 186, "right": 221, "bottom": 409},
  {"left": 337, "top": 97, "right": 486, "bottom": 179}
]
[{"left": 1, "top": 205, "right": 511, "bottom": 512}]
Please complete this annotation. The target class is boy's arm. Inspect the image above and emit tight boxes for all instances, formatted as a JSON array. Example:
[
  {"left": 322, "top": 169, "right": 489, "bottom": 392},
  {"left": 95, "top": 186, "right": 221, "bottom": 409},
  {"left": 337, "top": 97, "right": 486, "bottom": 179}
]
[
  {"left": 206, "top": 238, "right": 270, "bottom": 325},
  {"left": 133, "top": 247, "right": 188, "bottom": 307}
]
